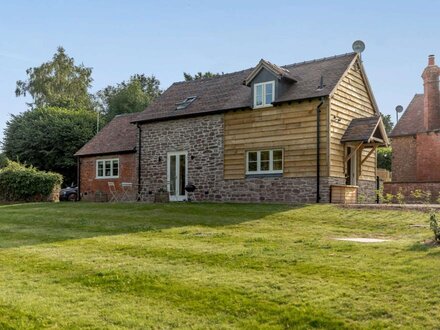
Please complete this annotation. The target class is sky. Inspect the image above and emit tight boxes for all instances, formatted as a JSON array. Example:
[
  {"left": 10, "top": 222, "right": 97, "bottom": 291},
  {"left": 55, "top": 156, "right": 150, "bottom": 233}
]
[{"left": 0, "top": 0, "right": 439, "bottom": 140}]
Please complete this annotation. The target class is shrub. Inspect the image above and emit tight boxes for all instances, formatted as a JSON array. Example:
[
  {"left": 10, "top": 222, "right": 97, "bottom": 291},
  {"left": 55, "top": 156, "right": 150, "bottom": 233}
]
[
  {"left": 0, "top": 160, "right": 63, "bottom": 201},
  {"left": 396, "top": 188, "right": 405, "bottom": 205},
  {"left": 377, "top": 147, "right": 392, "bottom": 171},
  {"left": 429, "top": 211, "right": 440, "bottom": 242}
]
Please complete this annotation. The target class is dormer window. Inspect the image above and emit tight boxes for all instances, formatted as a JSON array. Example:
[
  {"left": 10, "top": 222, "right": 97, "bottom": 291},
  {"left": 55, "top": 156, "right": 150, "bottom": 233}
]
[{"left": 254, "top": 81, "right": 274, "bottom": 108}]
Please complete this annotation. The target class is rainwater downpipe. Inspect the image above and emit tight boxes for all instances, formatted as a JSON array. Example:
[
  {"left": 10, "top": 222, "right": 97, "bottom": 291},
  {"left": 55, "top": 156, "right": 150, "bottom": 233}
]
[
  {"left": 316, "top": 97, "right": 324, "bottom": 203},
  {"left": 137, "top": 124, "right": 142, "bottom": 198}
]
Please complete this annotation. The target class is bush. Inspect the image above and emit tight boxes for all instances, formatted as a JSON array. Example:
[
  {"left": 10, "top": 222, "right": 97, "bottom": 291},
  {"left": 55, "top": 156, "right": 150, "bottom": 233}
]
[
  {"left": 0, "top": 160, "right": 63, "bottom": 201},
  {"left": 377, "top": 147, "right": 392, "bottom": 171},
  {"left": 429, "top": 211, "right": 440, "bottom": 242}
]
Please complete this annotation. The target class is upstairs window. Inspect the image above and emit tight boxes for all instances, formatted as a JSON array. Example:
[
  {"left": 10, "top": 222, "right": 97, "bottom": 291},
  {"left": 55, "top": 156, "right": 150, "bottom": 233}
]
[
  {"left": 246, "top": 149, "right": 283, "bottom": 175},
  {"left": 254, "top": 81, "right": 274, "bottom": 108},
  {"left": 96, "top": 159, "right": 119, "bottom": 178}
]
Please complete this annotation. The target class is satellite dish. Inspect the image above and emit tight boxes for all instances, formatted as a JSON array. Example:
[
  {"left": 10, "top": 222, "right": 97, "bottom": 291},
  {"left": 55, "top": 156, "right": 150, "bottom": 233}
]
[
  {"left": 352, "top": 40, "right": 365, "bottom": 54},
  {"left": 395, "top": 105, "right": 404, "bottom": 113}
]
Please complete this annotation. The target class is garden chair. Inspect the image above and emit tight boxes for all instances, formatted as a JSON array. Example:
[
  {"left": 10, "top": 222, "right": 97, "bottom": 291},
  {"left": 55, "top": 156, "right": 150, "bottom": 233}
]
[
  {"left": 121, "top": 182, "right": 134, "bottom": 201},
  {"left": 107, "top": 182, "right": 119, "bottom": 202}
]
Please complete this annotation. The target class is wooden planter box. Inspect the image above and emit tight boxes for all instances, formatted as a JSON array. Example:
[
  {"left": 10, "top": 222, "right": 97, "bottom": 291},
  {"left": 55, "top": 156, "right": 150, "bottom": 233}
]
[
  {"left": 330, "top": 185, "right": 358, "bottom": 204},
  {"left": 154, "top": 192, "right": 169, "bottom": 203}
]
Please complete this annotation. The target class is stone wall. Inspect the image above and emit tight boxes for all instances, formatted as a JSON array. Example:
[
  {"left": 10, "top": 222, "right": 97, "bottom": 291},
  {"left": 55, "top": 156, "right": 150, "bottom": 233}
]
[
  {"left": 139, "top": 115, "right": 372, "bottom": 203},
  {"left": 140, "top": 115, "right": 224, "bottom": 202},
  {"left": 357, "top": 179, "right": 378, "bottom": 203},
  {"left": 79, "top": 153, "right": 137, "bottom": 201}
]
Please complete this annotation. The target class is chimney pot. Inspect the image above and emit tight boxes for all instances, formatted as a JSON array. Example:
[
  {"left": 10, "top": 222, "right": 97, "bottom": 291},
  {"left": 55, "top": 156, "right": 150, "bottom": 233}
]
[{"left": 428, "top": 55, "right": 435, "bottom": 66}]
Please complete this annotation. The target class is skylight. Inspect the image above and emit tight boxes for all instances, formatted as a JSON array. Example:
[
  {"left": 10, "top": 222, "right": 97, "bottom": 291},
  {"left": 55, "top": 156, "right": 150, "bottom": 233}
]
[{"left": 176, "top": 96, "right": 197, "bottom": 110}]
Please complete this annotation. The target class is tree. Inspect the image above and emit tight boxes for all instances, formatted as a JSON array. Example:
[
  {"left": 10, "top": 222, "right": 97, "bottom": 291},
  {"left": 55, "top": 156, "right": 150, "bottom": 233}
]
[
  {"left": 381, "top": 113, "right": 394, "bottom": 134},
  {"left": 97, "top": 74, "right": 161, "bottom": 122},
  {"left": 2, "top": 107, "right": 97, "bottom": 185},
  {"left": 183, "top": 71, "right": 221, "bottom": 81},
  {"left": 377, "top": 147, "right": 392, "bottom": 171},
  {"left": 15, "top": 47, "right": 94, "bottom": 110}
]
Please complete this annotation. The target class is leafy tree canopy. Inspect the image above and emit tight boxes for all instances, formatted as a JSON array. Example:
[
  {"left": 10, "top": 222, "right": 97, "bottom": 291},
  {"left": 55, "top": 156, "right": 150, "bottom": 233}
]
[
  {"left": 2, "top": 107, "right": 97, "bottom": 185},
  {"left": 183, "top": 72, "right": 221, "bottom": 81},
  {"left": 96, "top": 74, "right": 161, "bottom": 122},
  {"left": 15, "top": 47, "right": 94, "bottom": 110},
  {"left": 381, "top": 113, "right": 394, "bottom": 134},
  {"left": 377, "top": 147, "right": 392, "bottom": 171}
]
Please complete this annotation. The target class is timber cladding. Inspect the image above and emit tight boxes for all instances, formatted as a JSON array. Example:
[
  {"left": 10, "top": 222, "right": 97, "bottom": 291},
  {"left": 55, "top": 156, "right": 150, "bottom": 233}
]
[
  {"left": 224, "top": 99, "right": 329, "bottom": 180},
  {"left": 329, "top": 61, "right": 377, "bottom": 181}
]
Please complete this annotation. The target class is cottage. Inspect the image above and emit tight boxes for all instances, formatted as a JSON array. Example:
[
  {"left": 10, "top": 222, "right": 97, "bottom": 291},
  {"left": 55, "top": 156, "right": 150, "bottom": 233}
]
[
  {"left": 77, "top": 51, "right": 388, "bottom": 203},
  {"left": 74, "top": 114, "right": 138, "bottom": 201},
  {"left": 385, "top": 55, "right": 440, "bottom": 201}
]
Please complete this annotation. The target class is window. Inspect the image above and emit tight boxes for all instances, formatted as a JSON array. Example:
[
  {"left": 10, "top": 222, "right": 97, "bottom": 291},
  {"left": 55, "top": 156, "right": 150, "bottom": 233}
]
[
  {"left": 176, "top": 96, "right": 197, "bottom": 110},
  {"left": 254, "top": 81, "right": 274, "bottom": 108},
  {"left": 96, "top": 158, "right": 119, "bottom": 178},
  {"left": 246, "top": 149, "right": 283, "bottom": 174}
]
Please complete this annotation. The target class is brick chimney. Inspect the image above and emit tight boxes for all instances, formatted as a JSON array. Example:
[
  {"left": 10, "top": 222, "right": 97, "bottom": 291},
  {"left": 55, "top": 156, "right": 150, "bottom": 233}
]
[{"left": 422, "top": 55, "right": 440, "bottom": 130}]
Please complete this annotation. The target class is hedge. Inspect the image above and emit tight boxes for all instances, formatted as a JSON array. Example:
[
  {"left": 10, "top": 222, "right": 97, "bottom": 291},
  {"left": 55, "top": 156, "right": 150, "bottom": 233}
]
[{"left": 0, "top": 160, "right": 63, "bottom": 202}]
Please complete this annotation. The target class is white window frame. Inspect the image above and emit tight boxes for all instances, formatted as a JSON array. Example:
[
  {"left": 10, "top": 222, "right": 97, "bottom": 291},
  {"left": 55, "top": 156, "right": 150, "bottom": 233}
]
[
  {"left": 253, "top": 81, "right": 275, "bottom": 109},
  {"left": 96, "top": 158, "right": 119, "bottom": 179},
  {"left": 246, "top": 149, "right": 283, "bottom": 175}
]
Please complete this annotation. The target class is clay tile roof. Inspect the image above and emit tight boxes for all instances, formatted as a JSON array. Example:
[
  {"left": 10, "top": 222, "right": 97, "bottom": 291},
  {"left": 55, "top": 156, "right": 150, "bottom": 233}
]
[
  {"left": 389, "top": 94, "right": 425, "bottom": 137},
  {"left": 75, "top": 113, "right": 137, "bottom": 157},
  {"left": 132, "top": 52, "right": 357, "bottom": 124},
  {"left": 341, "top": 116, "right": 384, "bottom": 143}
]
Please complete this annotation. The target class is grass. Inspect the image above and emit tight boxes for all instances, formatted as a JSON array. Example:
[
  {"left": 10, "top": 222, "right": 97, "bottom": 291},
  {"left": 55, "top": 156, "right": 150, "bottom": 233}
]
[{"left": 0, "top": 202, "right": 438, "bottom": 329}]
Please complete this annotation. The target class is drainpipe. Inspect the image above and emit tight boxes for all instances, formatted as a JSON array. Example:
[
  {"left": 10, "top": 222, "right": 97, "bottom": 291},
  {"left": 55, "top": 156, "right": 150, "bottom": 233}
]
[
  {"left": 77, "top": 157, "right": 81, "bottom": 201},
  {"left": 316, "top": 97, "right": 324, "bottom": 203},
  {"left": 137, "top": 124, "right": 142, "bottom": 199}
]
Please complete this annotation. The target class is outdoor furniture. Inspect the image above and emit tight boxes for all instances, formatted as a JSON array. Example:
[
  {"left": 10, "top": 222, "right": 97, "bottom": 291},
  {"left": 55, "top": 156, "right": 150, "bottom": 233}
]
[
  {"left": 121, "top": 182, "right": 134, "bottom": 201},
  {"left": 108, "top": 182, "right": 119, "bottom": 202}
]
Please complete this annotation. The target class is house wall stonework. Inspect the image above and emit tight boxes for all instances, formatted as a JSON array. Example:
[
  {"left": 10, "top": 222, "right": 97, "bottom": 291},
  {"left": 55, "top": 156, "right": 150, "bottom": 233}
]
[
  {"left": 140, "top": 115, "right": 225, "bottom": 202},
  {"left": 79, "top": 153, "right": 137, "bottom": 201},
  {"left": 139, "top": 115, "right": 375, "bottom": 203}
]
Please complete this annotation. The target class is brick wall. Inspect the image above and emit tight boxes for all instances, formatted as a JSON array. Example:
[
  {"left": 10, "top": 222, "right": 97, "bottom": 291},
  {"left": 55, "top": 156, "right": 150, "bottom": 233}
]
[
  {"left": 384, "top": 182, "right": 440, "bottom": 203},
  {"left": 391, "top": 135, "right": 417, "bottom": 182},
  {"left": 139, "top": 115, "right": 375, "bottom": 203},
  {"left": 79, "top": 153, "right": 137, "bottom": 201},
  {"left": 416, "top": 132, "right": 440, "bottom": 181},
  {"left": 391, "top": 132, "right": 440, "bottom": 183}
]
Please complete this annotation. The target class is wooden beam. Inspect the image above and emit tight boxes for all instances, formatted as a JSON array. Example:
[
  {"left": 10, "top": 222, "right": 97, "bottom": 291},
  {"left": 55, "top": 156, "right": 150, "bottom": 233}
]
[
  {"left": 344, "top": 142, "right": 363, "bottom": 163},
  {"left": 360, "top": 145, "right": 377, "bottom": 166}
]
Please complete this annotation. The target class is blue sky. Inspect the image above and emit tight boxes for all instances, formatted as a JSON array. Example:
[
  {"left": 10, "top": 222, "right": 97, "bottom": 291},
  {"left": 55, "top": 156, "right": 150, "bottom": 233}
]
[{"left": 0, "top": 0, "right": 439, "bottom": 139}]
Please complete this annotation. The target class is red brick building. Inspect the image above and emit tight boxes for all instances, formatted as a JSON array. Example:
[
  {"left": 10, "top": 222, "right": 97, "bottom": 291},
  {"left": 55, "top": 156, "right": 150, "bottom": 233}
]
[
  {"left": 74, "top": 114, "right": 138, "bottom": 201},
  {"left": 385, "top": 55, "right": 440, "bottom": 201}
]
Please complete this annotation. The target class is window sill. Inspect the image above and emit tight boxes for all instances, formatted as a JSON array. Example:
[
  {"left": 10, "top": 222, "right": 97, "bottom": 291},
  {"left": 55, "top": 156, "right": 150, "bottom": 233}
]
[
  {"left": 253, "top": 104, "right": 273, "bottom": 110},
  {"left": 96, "top": 177, "right": 120, "bottom": 180},
  {"left": 245, "top": 173, "right": 283, "bottom": 178}
]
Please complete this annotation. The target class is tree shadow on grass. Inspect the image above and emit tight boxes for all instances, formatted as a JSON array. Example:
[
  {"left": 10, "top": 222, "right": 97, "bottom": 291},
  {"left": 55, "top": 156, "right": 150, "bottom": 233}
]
[{"left": 0, "top": 202, "right": 306, "bottom": 249}]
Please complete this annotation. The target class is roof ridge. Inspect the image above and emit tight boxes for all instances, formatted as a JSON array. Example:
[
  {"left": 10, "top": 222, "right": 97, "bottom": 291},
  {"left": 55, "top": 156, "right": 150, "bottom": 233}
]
[
  {"left": 171, "top": 52, "right": 355, "bottom": 86},
  {"left": 172, "top": 68, "right": 251, "bottom": 85},
  {"left": 283, "top": 52, "right": 356, "bottom": 68}
]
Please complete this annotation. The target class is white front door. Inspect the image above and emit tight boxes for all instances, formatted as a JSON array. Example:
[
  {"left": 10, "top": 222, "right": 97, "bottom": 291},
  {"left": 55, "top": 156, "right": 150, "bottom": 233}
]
[{"left": 167, "top": 151, "right": 188, "bottom": 201}]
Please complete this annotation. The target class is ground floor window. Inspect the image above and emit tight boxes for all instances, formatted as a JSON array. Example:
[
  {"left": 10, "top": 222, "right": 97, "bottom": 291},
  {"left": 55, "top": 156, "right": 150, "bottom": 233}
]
[
  {"left": 246, "top": 149, "right": 283, "bottom": 175},
  {"left": 96, "top": 159, "right": 119, "bottom": 178}
]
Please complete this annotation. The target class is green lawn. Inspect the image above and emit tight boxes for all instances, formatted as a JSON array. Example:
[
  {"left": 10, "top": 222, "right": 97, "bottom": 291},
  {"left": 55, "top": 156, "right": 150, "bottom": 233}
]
[{"left": 0, "top": 202, "right": 438, "bottom": 329}]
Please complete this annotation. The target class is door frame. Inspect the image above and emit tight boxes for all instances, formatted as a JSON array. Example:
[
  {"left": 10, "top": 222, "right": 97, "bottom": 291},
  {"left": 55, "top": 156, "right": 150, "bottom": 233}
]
[{"left": 167, "top": 151, "right": 188, "bottom": 201}]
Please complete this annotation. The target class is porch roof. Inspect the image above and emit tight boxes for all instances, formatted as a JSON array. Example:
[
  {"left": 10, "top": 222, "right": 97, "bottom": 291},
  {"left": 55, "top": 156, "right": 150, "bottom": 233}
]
[{"left": 341, "top": 116, "right": 389, "bottom": 146}]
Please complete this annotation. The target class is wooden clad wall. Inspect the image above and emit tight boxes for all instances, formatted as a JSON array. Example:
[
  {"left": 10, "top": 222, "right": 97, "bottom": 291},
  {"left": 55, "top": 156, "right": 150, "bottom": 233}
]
[
  {"left": 224, "top": 99, "right": 329, "bottom": 179},
  {"left": 329, "top": 60, "right": 377, "bottom": 181}
]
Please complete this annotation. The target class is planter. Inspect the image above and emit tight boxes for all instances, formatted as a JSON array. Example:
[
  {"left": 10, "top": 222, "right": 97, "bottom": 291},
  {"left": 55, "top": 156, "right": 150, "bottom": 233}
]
[
  {"left": 154, "top": 192, "right": 169, "bottom": 203},
  {"left": 331, "top": 185, "right": 358, "bottom": 204}
]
